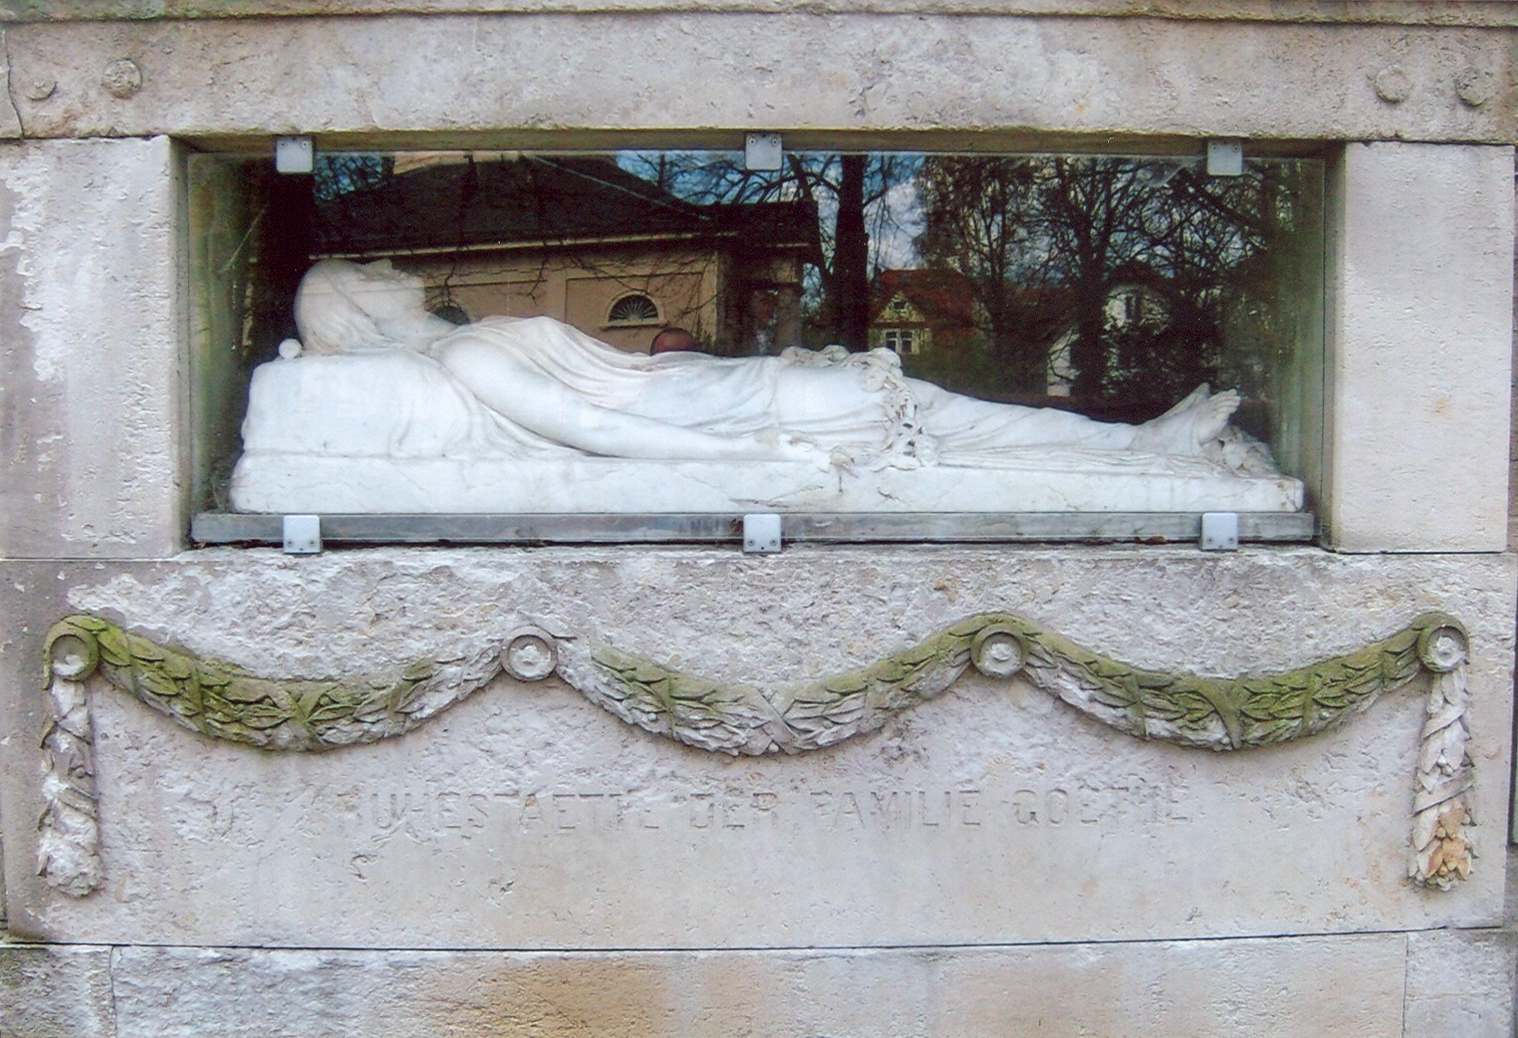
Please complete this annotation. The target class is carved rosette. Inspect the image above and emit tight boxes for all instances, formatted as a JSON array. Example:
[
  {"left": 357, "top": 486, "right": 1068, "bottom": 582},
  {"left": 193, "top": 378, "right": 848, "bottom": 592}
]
[{"left": 38, "top": 610, "right": 1474, "bottom": 897}]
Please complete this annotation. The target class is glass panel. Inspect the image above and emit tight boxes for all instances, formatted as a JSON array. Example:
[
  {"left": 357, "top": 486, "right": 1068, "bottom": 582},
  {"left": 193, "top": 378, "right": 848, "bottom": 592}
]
[{"left": 187, "top": 148, "right": 1323, "bottom": 514}]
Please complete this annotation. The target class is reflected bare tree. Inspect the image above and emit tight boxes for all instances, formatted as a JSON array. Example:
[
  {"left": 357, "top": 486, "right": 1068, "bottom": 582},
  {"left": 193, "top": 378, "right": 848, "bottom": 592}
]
[
  {"left": 301, "top": 149, "right": 1313, "bottom": 414},
  {"left": 915, "top": 155, "right": 1317, "bottom": 413},
  {"left": 623, "top": 151, "right": 910, "bottom": 350}
]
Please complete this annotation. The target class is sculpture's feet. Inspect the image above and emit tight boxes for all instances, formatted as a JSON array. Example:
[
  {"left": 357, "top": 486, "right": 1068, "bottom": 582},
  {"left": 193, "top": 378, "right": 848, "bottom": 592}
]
[
  {"left": 1191, "top": 388, "right": 1241, "bottom": 445},
  {"left": 1133, "top": 384, "right": 1241, "bottom": 456}
]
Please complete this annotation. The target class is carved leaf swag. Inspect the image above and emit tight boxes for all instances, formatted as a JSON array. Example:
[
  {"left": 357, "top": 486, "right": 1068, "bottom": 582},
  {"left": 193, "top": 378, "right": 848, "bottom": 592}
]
[{"left": 39, "top": 611, "right": 1473, "bottom": 898}]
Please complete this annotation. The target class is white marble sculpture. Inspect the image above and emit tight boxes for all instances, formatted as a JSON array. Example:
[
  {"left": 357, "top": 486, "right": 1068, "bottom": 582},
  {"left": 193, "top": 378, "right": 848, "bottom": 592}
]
[{"left": 229, "top": 260, "right": 1304, "bottom": 513}]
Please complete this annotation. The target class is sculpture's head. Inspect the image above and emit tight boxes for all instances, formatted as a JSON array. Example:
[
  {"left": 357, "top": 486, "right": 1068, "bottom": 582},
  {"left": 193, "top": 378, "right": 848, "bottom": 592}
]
[
  {"left": 294, "top": 259, "right": 455, "bottom": 355},
  {"left": 650, "top": 327, "right": 700, "bottom": 355}
]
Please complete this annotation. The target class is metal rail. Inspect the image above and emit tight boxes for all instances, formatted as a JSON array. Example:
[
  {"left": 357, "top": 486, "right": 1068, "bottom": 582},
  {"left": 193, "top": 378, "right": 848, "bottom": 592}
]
[{"left": 191, "top": 511, "right": 1316, "bottom": 546}]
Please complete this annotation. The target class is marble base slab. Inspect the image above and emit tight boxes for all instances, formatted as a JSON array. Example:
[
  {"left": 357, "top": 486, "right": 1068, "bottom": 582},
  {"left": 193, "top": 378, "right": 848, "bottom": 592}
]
[{"left": 228, "top": 453, "right": 1306, "bottom": 514}]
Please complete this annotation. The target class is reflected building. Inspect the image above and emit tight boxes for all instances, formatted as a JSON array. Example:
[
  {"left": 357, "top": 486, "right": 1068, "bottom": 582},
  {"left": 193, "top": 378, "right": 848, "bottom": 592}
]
[
  {"left": 866, "top": 268, "right": 976, "bottom": 357},
  {"left": 312, "top": 152, "right": 821, "bottom": 354}
]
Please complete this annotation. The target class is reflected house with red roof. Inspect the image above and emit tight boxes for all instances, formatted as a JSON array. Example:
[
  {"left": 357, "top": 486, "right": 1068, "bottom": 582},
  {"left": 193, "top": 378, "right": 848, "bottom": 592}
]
[{"left": 866, "top": 268, "right": 977, "bottom": 358}]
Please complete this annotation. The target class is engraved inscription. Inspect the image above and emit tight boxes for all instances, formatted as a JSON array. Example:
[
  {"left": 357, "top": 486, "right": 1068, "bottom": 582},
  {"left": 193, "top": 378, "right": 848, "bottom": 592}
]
[{"left": 344, "top": 775, "right": 1192, "bottom": 844}]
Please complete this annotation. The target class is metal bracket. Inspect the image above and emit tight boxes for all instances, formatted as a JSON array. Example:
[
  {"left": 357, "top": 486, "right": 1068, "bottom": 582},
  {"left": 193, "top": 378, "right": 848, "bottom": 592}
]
[
  {"left": 742, "top": 513, "right": 782, "bottom": 553},
  {"left": 275, "top": 136, "right": 315, "bottom": 174},
  {"left": 1199, "top": 512, "right": 1240, "bottom": 551},
  {"left": 744, "top": 133, "right": 783, "bottom": 171},
  {"left": 282, "top": 514, "right": 322, "bottom": 554},
  {"left": 1206, "top": 139, "right": 1244, "bottom": 177}
]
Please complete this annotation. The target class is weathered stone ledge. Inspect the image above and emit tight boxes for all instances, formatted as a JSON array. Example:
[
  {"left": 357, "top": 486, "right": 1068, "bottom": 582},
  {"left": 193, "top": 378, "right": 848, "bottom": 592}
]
[
  {"left": 2, "top": 929, "right": 1514, "bottom": 1038},
  {"left": 4, "top": 0, "right": 1518, "bottom": 28}
]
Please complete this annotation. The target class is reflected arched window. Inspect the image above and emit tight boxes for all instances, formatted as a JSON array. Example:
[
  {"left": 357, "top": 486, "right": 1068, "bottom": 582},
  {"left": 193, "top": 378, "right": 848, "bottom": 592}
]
[{"left": 607, "top": 293, "right": 660, "bottom": 326}]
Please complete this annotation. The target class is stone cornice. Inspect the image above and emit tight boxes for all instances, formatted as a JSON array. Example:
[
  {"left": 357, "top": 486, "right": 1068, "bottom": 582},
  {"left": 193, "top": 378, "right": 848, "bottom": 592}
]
[
  {"left": 2, "top": 13, "right": 1513, "bottom": 144},
  {"left": 3, "top": 1, "right": 1518, "bottom": 27}
]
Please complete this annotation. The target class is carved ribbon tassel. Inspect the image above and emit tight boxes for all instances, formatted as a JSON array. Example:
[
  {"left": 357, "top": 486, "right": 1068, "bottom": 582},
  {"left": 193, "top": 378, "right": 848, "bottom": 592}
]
[
  {"left": 1408, "top": 623, "right": 1474, "bottom": 889},
  {"left": 37, "top": 623, "right": 104, "bottom": 897}
]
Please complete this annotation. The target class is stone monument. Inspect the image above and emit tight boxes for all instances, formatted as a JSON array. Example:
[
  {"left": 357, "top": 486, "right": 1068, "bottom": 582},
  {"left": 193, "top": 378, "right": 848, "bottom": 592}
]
[{"left": 0, "top": 5, "right": 1513, "bottom": 1037}]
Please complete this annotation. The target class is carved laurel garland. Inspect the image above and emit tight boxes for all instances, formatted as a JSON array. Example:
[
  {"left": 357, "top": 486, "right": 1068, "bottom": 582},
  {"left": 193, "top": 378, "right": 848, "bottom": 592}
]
[{"left": 39, "top": 611, "right": 1473, "bottom": 897}]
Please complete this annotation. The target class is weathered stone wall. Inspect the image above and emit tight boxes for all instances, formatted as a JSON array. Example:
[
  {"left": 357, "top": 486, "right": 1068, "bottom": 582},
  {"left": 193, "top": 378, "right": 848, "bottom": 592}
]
[
  {"left": 3, "top": 932, "right": 1515, "bottom": 1038},
  {"left": 1318, "top": 140, "right": 1512, "bottom": 549},
  {"left": 1, "top": 4, "right": 1514, "bottom": 1036},
  {"left": 2, "top": 547, "right": 1515, "bottom": 1033},
  {"left": 0, "top": 13, "right": 1513, "bottom": 145},
  {"left": 0, "top": 136, "right": 184, "bottom": 560},
  {"left": 3, "top": 547, "right": 1513, "bottom": 945}
]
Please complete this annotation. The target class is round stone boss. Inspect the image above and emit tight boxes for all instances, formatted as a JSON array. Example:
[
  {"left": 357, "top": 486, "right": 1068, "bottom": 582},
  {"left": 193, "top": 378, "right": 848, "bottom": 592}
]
[
  {"left": 48, "top": 633, "right": 97, "bottom": 680},
  {"left": 1417, "top": 623, "right": 1468, "bottom": 673},
  {"left": 970, "top": 624, "right": 1026, "bottom": 678},
  {"left": 101, "top": 57, "right": 143, "bottom": 99},
  {"left": 502, "top": 628, "right": 558, "bottom": 682}
]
